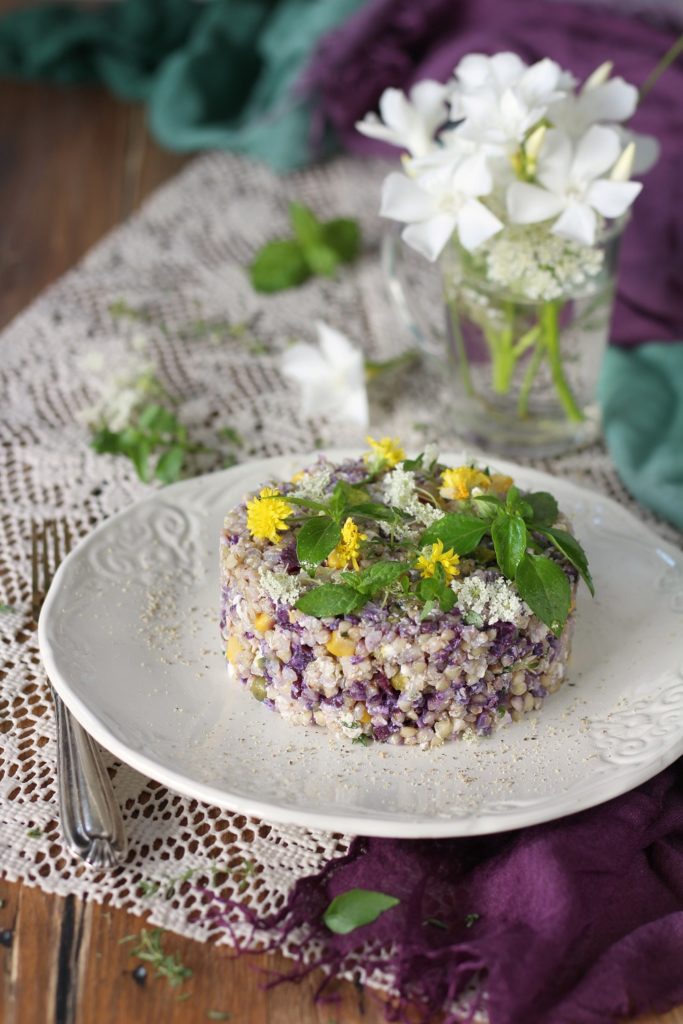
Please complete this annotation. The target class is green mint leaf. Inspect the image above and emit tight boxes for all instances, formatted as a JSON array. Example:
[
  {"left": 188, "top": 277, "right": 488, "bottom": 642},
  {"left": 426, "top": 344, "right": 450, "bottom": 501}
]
[
  {"left": 420, "top": 514, "right": 488, "bottom": 554},
  {"left": 347, "top": 501, "right": 399, "bottom": 524},
  {"left": 515, "top": 553, "right": 571, "bottom": 636},
  {"left": 91, "top": 428, "right": 124, "bottom": 455},
  {"left": 155, "top": 445, "right": 185, "bottom": 485},
  {"left": 295, "top": 583, "right": 366, "bottom": 618},
  {"left": 524, "top": 491, "right": 559, "bottom": 526},
  {"left": 322, "top": 218, "right": 361, "bottom": 262},
  {"left": 323, "top": 888, "right": 400, "bottom": 935},
  {"left": 471, "top": 494, "right": 503, "bottom": 519},
  {"left": 341, "top": 561, "right": 407, "bottom": 596},
  {"left": 249, "top": 239, "right": 310, "bottom": 293},
  {"left": 303, "top": 243, "right": 339, "bottom": 278},
  {"left": 296, "top": 517, "right": 341, "bottom": 568},
  {"left": 328, "top": 482, "right": 370, "bottom": 520},
  {"left": 538, "top": 527, "right": 594, "bottom": 595},
  {"left": 126, "top": 436, "right": 152, "bottom": 483},
  {"left": 491, "top": 514, "right": 527, "bottom": 579},
  {"left": 282, "top": 494, "right": 330, "bottom": 513},
  {"left": 401, "top": 453, "right": 424, "bottom": 471},
  {"left": 138, "top": 404, "right": 178, "bottom": 435},
  {"left": 289, "top": 202, "right": 323, "bottom": 247}
]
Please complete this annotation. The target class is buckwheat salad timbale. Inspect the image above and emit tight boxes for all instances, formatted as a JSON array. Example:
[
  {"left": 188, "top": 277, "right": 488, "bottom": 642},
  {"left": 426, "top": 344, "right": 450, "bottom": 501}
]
[{"left": 219, "top": 439, "right": 594, "bottom": 748}]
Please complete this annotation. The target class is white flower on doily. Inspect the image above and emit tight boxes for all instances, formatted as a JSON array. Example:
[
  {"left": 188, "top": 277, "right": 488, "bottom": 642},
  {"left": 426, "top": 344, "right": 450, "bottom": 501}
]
[{"left": 280, "top": 322, "right": 369, "bottom": 429}]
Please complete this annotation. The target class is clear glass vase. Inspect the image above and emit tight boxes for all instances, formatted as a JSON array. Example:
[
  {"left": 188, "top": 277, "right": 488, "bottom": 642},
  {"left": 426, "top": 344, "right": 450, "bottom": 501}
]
[{"left": 383, "top": 220, "right": 625, "bottom": 457}]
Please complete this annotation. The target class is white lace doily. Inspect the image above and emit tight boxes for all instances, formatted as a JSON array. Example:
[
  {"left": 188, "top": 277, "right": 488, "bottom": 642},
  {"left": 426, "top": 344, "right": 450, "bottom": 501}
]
[{"left": 0, "top": 152, "right": 679, "bottom": 989}]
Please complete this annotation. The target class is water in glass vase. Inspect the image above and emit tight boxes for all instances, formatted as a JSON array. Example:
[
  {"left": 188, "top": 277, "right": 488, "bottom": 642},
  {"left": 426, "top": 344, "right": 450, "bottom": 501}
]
[{"left": 443, "top": 234, "right": 619, "bottom": 457}]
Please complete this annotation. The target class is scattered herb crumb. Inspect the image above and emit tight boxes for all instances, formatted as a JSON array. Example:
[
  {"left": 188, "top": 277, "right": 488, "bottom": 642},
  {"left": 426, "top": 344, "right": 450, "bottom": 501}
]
[
  {"left": 206, "top": 1012, "right": 232, "bottom": 1021},
  {"left": 352, "top": 734, "right": 371, "bottom": 746},
  {"left": 423, "top": 916, "right": 448, "bottom": 930},
  {"left": 0, "top": 604, "right": 16, "bottom": 614},
  {"left": 138, "top": 880, "right": 161, "bottom": 897},
  {"left": 122, "top": 928, "right": 192, "bottom": 989},
  {"left": 464, "top": 913, "right": 481, "bottom": 928},
  {"left": 26, "top": 827, "right": 42, "bottom": 839}
]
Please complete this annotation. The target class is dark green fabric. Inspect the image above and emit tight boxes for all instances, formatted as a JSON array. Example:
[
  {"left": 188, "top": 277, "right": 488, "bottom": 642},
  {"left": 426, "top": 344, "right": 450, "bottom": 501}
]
[
  {"left": 599, "top": 343, "right": 683, "bottom": 531},
  {"left": 0, "top": 0, "right": 366, "bottom": 169}
]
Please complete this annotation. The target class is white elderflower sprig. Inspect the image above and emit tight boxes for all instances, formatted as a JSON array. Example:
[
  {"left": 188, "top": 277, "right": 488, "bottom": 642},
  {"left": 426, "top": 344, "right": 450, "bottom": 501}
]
[
  {"left": 257, "top": 567, "right": 302, "bottom": 607},
  {"left": 484, "top": 225, "right": 604, "bottom": 301},
  {"left": 453, "top": 574, "right": 530, "bottom": 627}
]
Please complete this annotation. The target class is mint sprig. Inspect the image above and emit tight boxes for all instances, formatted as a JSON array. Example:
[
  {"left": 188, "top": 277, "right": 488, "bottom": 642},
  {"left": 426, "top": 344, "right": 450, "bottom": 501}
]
[
  {"left": 323, "top": 888, "right": 400, "bottom": 935},
  {"left": 249, "top": 202, "right": 361, "bottom": 293}
]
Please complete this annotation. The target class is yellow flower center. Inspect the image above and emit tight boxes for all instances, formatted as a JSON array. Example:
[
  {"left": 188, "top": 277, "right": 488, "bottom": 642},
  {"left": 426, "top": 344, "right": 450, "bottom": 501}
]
[
  {"left": 415, "top": 539, "right": 460, "bottom": 580},
  {"left": 327, "top": 517, "right": 367, "bottom": 571},
  {"left": 364, "top": 435, "right": 405, "bottom": 470},
  {"left": 440, "top": 466, "right": 491, "bottom": 501},
  {"left": 246, "top": 487, "right": 293, "bottom": 544}
]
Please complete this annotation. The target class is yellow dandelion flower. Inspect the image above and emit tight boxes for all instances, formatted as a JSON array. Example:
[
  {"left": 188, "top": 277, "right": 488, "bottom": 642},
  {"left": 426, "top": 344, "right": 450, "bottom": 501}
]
[
  {"left": 327, "top": 517, "right": 368, "bottom": 571},
  {"left": 415, "top": 539, "right": 460, "bottom": 580},
  {"left": 440, "top": 466, "right": 491, "bottom": 501},
  {"left": 290, "top": 470, "right": 305, "bottom": 484},
  {"left": 364, "top": 435, "right": 405, "bottom": 471},
  {"left": 246, "top": 487, "right": 293, "bottom": 544}
]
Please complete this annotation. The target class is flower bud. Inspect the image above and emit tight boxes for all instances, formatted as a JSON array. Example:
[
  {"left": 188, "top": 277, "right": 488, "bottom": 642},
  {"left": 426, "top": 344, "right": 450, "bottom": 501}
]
[
  {"left": 525, "top": 124, "right": 547, "bottom": 162},
  {"left": 610, "top": 141, "right": 636, "bottom": 182},
  {"left": 583, "top": 60, "right": 613, "bottom": 91}
]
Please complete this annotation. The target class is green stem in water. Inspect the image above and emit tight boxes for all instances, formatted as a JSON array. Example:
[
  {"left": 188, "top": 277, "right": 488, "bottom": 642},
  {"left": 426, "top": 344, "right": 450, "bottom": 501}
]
[
  {"left": 517, "top": 338, "right": 546, "bottom": 418},
  {"left": 639, "top": 33, "right": 683, "bottom": 101},
  {"left": 542, "top": 300, "right": 585, "bottom": 422},
  {"left": 490, "top": 301, "right": 517, "bottom": 394},
  {"left": 446, "top": 297, "right": 475, "bottom": 396}
]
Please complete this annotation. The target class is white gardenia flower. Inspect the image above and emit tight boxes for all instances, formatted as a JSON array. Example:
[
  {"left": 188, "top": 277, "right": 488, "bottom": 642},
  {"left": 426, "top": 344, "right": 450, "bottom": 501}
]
[
  {"left": 280, "top": 322, "right": 369, "bottom": 428},
  {"left": 380, "top": 149, "right": 503, "bottom": 259},
  {"left": 355, "top": 80, "right": 451, "bottom": 159},
  {"left": 451, "top": 53, "right": 571, "bottom": 151},
  {"left": 506, "top": 125, "right": 642, "bottom": 245}
]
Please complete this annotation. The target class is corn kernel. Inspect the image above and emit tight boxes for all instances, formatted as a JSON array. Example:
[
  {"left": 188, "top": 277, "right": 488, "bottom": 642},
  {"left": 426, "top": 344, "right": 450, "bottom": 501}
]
[
  {"left": 360, "top": 708, "right": 372, "bottom": 724},
  {"left": 254, "top": 612, "right": 275, "bottom": 633},
  {"left": 325, "top": 632, "right": 356, "bottom": 658},
  {"left": 226, "top": 635, "right": 243, "bottom": 665}
]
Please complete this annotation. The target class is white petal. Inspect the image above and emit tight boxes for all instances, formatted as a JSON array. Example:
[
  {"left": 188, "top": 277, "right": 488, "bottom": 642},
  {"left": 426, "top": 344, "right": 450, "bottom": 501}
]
[
  {"left": 585, "top": 178, "right": 642, "bottom": 218},
  {"left": 489, "top": 52, "right": 527, "bottom": 89},
  {"left": 401, "top": 213, "right": 459, "bottom": 261},
  {"left": 572, "top": 124, "right": 621, "bottom": 182},
  {"left": 333, "top": 387, "right": 369, "bottom": 429},
  {"left": 456, "top": 199, "right": 503, "bottom": 251},
  {"left": 355, "top": 113, "right": 405, "bottom": 148},
  {"left": 281, "top": 343, "right": 328, "bottom": 383},
  {"left": 536, "top": 129, "right": 572, "bottom": 193},
  {"left": 378, "top": 88, "right": 410, "bottom": 133},
  {"left": 380, "top": 172, "right": 436, "bottom": 223},
  {"left": 455, "top": 53, "right": 495, "bottom": 91},
  {"left": 520, "top": 58, "right": 562, "bottom": 103},
  {"left": 552, "top": 201, "right": 597, "bottom": 245},
  {"left": 507, "top": 181, "right": 565, "bottom": 224},
  {"left": 315, "top": 322, "right": 361, "bottom": 371},
  {"left": 584, "top": 77, "right": 638, "bottom": 123},
  {"left": 410, "top": 79, "right": 450, "bottom": 120},
  {"left": 452, "top": 151, "right": 493, "bottom": 197}
]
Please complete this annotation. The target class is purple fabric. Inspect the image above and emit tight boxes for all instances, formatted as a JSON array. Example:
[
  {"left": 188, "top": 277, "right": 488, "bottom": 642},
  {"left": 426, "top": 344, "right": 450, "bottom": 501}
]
[
  {"left": 303, "top": 0, "right": 683, "bottom": 345},
  {"left": 214, "top": 762, "right": 683, "bottom": 1023}
]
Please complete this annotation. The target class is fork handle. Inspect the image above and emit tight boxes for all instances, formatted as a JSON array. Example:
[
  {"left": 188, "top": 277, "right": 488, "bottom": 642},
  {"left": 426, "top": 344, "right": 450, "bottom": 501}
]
[{"left": 54, "top": 690, "right": 128, "bottom": 869}]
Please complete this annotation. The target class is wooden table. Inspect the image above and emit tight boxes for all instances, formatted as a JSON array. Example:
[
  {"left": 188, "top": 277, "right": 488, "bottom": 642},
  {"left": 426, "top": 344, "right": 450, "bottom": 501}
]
[{"left": 0, "top": 17, "right": 680, "bottom": 1024}]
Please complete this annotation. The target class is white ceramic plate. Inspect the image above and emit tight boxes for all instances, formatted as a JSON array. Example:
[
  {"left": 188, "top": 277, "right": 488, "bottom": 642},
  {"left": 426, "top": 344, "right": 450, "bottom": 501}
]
[{"left": 39, "top": 451, "right": 683, "bottom": 838}]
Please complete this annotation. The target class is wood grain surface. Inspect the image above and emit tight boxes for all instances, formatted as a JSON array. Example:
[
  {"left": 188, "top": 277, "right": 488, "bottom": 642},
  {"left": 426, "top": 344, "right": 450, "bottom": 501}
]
[{"left": 0, "top": 9, "right": 681, "bottom": 1022}]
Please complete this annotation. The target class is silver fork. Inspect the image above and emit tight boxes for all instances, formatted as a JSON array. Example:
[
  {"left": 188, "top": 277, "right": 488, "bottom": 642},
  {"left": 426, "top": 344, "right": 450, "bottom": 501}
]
[{"left": 31, "top": 522, "right": 128, "bottom": 870}]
